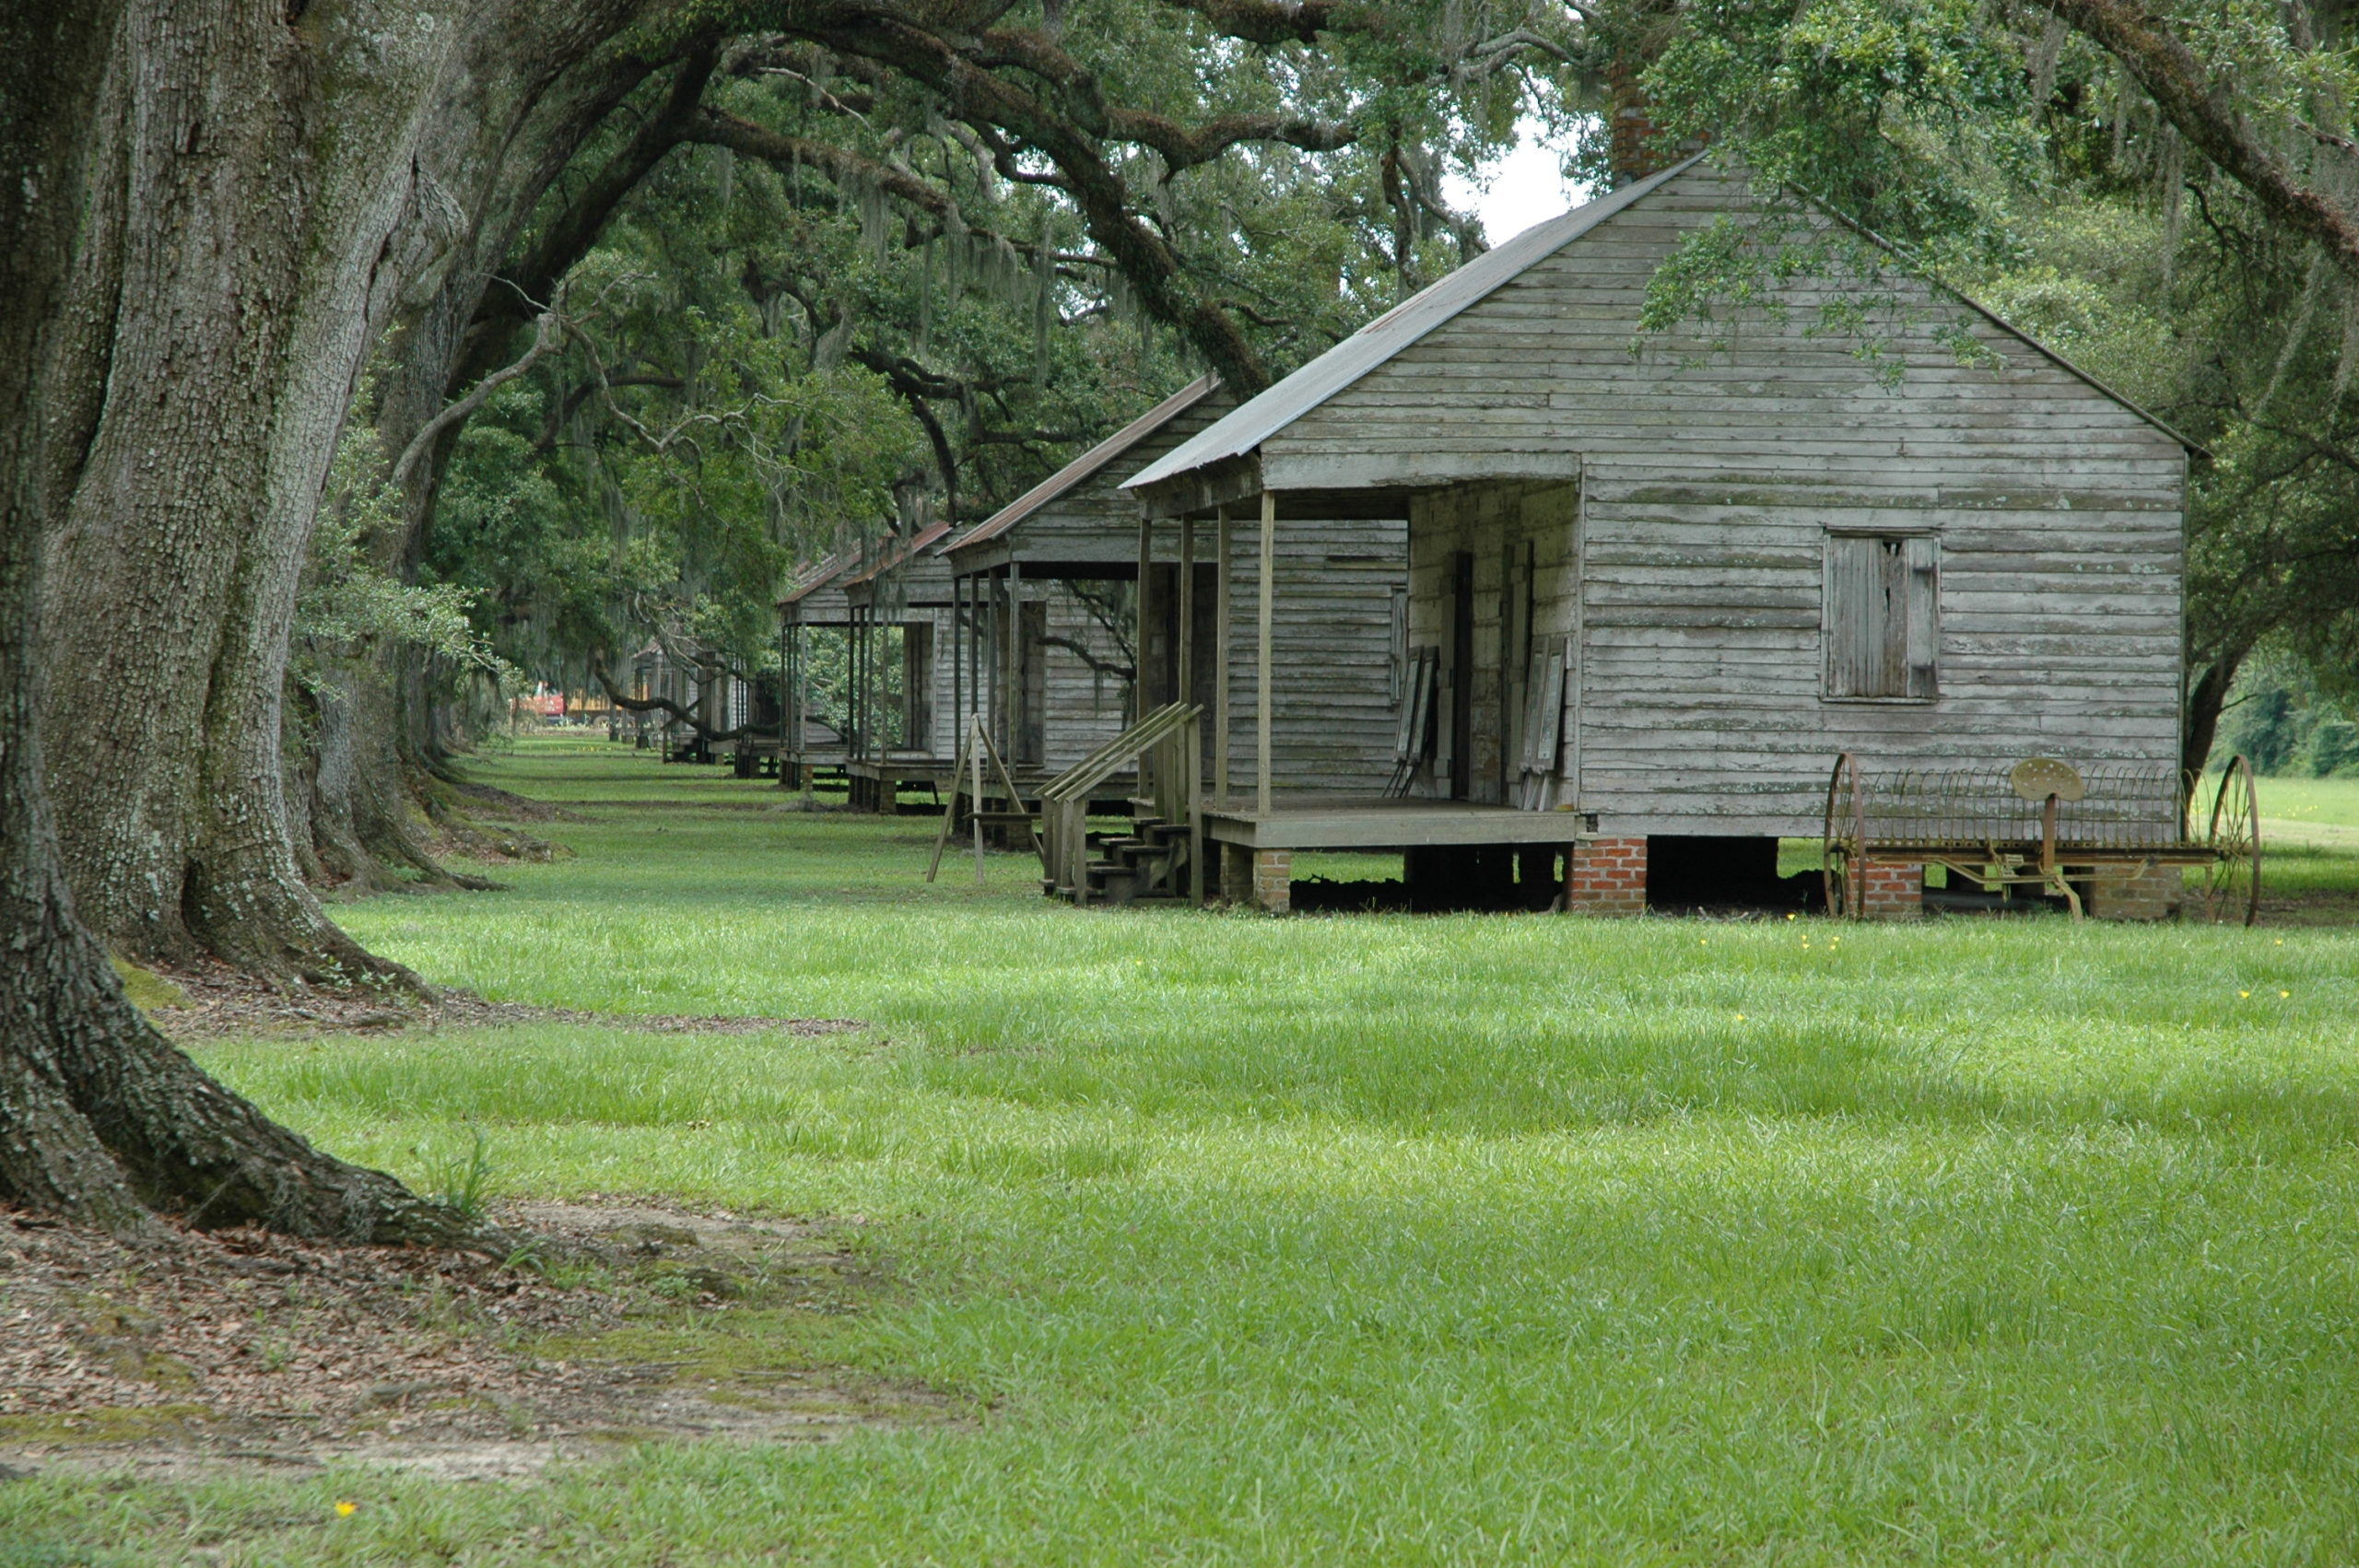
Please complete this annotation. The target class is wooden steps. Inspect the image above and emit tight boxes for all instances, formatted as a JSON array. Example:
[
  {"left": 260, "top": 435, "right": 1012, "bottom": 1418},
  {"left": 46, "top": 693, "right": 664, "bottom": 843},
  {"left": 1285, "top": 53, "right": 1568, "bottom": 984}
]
[
  {"left": 1068, "top": 816, "right": 1197, "bottom": 905},
  {"left": 1033, "top": 704, "right": 1205, "bottom": 907}
]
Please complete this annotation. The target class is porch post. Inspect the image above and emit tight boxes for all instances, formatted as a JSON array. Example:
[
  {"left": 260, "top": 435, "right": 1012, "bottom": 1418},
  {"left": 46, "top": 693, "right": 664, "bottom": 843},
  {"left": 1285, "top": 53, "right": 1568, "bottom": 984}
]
[
  {"left": 1135, "top": 516, "right": 1154, "bottom": 719},
  {"left": 1179, "top": 514, "right": 1196, "bottom": 706},
  {"left": 951, "top": 574, "right": 963, "bottom": 748},
  {"left": 1215, "top": 505, "right": 1231, "bottom": 808},
  {"left": 1005, "top": 561, "right": 1023, "bottom": 761},
  {"left": 1257, "top": 488, "right": 1275, "bottom": 816}
]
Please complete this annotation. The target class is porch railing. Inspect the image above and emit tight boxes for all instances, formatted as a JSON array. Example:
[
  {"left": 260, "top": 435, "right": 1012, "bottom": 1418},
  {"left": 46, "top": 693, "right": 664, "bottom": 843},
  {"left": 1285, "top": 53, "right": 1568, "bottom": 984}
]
[{"left": 1039, "top": 702, "right": 1204, "bottom": 905}]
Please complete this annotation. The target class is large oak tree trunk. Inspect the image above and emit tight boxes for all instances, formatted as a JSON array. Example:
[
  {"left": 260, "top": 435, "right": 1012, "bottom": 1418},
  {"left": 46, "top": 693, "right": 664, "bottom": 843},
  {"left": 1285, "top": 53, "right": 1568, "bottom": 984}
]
[
  {"left": 280, "top": 36, "right": 687, "bottom": 902},
  {"left": 2, "top": 2, "right": 490, "bottom": 1244},
  {"left": 35, "top": 0, "right": 653, "bottom": 985}
]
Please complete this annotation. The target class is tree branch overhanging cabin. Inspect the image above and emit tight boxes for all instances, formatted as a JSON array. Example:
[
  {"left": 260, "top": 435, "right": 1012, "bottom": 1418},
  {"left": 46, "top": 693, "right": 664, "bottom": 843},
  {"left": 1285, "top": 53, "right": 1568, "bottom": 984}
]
[{"left": 1121, "top": 154, "right": 2195, "bottom": 918}]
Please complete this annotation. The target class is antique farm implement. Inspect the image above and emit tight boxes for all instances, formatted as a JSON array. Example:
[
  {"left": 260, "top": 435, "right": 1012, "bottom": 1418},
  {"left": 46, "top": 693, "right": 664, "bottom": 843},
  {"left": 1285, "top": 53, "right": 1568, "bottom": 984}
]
[{"left": 1822, "top": 755, "right": 2260, "bottom": 923}]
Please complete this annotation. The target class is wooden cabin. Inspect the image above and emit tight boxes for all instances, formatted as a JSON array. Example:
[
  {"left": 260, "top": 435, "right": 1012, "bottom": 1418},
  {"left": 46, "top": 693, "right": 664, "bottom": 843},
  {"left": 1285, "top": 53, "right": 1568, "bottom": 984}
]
[
  {"left": 775, "top": 550, "right": 861, "bottom": 787},
  {"left": 944, "top": 376, "right": 1410, "bottom": 818},
  {"left": 628, "top": 641, "right": 723, "bottom": 760},
  {"left": 837, "top": 521, "right": 973, "bottom": 809},
  {"left": 1126, "top": 156, "right": 2191, "bottom": 917}
]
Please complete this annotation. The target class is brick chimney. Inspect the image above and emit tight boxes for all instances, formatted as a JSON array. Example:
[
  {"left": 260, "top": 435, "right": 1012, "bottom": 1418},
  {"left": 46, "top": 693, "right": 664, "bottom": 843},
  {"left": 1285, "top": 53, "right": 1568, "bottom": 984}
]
[{"left": 1606, "top": 62, "right": 1703, "bottom": 187}]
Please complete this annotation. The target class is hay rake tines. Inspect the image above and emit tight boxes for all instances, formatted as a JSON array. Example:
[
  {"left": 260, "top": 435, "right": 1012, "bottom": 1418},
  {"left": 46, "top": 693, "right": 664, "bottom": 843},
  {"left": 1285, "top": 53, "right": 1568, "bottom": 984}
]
[{"left": 1821, "top": 753, "right": 2260, "bottom": 923}]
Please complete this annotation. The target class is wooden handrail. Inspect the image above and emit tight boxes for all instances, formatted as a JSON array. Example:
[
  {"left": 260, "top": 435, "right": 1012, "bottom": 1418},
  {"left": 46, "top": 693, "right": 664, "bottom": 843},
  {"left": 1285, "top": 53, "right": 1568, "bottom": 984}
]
[{"left": 1037, "top": 702, "right": 1203, "bottom": 902}]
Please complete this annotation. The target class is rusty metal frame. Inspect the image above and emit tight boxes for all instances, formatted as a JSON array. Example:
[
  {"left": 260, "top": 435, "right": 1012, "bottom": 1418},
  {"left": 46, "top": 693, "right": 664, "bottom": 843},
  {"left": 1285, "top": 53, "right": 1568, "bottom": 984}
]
[{"left": 1823, "top": 754, "right": 2251, "bottom": 921}]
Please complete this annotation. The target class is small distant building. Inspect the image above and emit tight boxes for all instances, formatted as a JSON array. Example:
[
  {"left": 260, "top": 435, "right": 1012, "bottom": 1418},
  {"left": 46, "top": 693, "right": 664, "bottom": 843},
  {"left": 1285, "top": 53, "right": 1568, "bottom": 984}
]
[
  {"left": 1126, "top": 156, "right": 2192, "bottom": 914},
  {"left": 775, "top": 549, "right": 862, "bottom": 786},
  {"left": 945, "top": 375, "right": 1410, "bottom": 803},
  {"left": 838, "top": 521, "right": 971, "bottom": 809}
]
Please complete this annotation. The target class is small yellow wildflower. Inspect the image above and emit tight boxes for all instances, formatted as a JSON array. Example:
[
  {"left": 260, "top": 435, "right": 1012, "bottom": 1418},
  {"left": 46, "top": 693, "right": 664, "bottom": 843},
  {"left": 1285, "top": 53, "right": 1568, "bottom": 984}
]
[
  {"left": 335, "top": 1502, "right": 358, "bottom": 1518},
  {"left": 2239, "top": 990, "right": 2251, "bottom": 999},
  {"left": 2281, "top": 990, "right": 2291, "bottom": 999},
  {"left": 1785, "top": 912, "right": 1797, "bottom": 921},
  {"left": 1735, "top": 1012, "right": 1747, "bottom": 1021}
]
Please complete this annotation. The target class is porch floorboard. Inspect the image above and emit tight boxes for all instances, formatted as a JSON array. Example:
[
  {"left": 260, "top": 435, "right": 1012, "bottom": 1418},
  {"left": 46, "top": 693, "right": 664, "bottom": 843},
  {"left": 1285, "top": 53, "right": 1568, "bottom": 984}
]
[{"left": 1202, "top": 795, "right": 1590, "bottom": 850}]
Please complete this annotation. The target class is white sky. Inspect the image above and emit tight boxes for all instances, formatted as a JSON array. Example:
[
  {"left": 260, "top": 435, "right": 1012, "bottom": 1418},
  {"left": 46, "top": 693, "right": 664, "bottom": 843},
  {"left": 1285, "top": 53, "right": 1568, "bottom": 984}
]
[{"left": 1442, "top": 124, "right": 1594, "bottom": 246}]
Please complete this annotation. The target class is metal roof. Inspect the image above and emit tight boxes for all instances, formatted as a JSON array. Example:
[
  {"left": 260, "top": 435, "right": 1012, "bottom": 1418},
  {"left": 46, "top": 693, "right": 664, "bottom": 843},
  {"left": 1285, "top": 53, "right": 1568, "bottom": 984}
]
[
  {"left": 948, "top": 373, "right": 1221, "bottom": 553},
  {"left": 1125, "top": 160, "right": 1701, "bottom": 492},
  {"left": 840, "top": 518, "right": 953, "bottom": 590},
  {"left": 777, "top": 545, "right": 862, "bottom": 608},
  {"left": 1128, "top": 152, "right": 2197, "bottom": 491}
]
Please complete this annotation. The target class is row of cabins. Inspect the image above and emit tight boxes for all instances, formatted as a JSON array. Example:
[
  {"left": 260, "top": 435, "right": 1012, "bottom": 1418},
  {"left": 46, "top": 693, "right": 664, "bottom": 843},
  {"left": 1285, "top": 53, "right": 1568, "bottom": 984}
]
[
  {"left": 626, "top": 643, "right": 778, "bottom": 766},
  {"left": 773, "top": 155, "right": 2192, "bottom": 917},
  {"left": 774, "top": 379, "right": 1413, "bottom": 814}
]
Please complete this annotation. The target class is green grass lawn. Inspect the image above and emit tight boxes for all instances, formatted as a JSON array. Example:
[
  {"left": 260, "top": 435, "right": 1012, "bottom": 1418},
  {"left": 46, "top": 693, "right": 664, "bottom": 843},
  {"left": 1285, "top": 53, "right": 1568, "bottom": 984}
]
[
  {"left": 2257, "top": 772, "right": 2359, "bottom": 837},
  {"left": 14, "top": 733, "right": 2359, "bottom": 1564}
]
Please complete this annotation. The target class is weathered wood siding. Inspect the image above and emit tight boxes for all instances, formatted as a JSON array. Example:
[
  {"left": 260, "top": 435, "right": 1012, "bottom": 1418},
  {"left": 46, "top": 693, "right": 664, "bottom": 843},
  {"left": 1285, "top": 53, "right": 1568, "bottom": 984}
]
[
  {"left": 1217, "top": 515, "right": 1410, "bottom": 795},
  {"left": 941, "top": 581, "right": 1132, "bottom": 770},
  {"left": 967, "top": 392, "right": 1235, "bottom": 570},
  {"left": 1271, "top": 163, "right": 2186, "bottom": 836},
  {"left": 780, "top": 574, "right": 851, "bottom": 628},
  {"left": 1034, "top": 582, "right": 1132, "bottom": 770}
]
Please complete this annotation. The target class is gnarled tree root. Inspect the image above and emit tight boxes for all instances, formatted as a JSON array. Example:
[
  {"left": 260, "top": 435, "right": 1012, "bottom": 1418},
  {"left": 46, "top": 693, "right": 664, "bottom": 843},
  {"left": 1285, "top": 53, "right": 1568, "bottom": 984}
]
[{"left": 4, "top": 877, "right": 497, "bottom": 1250}]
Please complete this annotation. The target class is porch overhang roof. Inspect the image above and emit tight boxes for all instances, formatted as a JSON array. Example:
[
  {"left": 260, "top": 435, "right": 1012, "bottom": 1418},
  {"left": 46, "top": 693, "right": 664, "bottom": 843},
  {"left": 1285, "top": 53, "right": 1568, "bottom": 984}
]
[
  {"left": 1128, "top": 450, "right": 1586, "bottom": 521},
  {"left": 944, "top": 373, "right": 1221, "bottom": 563}
]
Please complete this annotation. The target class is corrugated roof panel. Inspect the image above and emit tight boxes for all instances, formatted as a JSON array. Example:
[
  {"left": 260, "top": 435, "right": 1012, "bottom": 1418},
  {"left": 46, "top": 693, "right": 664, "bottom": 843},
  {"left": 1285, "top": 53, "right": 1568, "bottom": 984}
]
[
  {"left": 778, "top": 546, "right": 861, "bottom": 607},
  {"left": 841, "top": 518, "right": 954, "bottom": 589},
  {"left": 947, "top": 373, "right": 1221, "bottom": 553},
  {"left": 1123, "top": 160, "right": 1700, "bottom": 491}
]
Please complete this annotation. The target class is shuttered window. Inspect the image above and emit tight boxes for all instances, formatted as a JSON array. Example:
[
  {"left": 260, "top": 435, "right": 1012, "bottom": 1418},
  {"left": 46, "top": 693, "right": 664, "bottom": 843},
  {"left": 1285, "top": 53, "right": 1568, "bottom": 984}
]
[{"left": 1823, "top": 533, "right": 1939, "bottom": 700}]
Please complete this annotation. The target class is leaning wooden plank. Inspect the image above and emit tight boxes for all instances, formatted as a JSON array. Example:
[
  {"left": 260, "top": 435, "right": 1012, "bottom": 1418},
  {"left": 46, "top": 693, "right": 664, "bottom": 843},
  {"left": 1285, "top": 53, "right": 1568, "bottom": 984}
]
[{"left": 923, "top": 720, "right": 978, "bottom": 883}]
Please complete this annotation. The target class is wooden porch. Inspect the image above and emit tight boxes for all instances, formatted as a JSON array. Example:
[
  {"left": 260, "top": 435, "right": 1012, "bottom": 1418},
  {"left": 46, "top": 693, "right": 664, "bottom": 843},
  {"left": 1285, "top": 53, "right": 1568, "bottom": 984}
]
[
  {"left": 846, "top": 754, "right": 1137, "bottom": 813},
  {"left": 1201, "top": 795, "right": 1590, "bottom": 850}
]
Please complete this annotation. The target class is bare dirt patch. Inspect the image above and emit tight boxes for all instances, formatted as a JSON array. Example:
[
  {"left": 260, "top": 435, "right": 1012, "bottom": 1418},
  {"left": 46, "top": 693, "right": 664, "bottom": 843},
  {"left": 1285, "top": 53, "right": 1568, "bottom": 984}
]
[
  {"left": 133, "top": 956, "right": 865, "bottom": 1043},
  {"left": 0, "top": 1199, "right": 953, "bottom": 1482}
]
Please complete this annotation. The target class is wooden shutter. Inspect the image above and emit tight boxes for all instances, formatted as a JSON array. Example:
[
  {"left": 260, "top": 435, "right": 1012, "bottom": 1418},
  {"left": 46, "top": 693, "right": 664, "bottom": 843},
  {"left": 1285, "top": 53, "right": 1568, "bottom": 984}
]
[
  {"left": 1825, "top": 534, "right": 1935, "bottom": 700},
  {"left": 1394, "top": 646, "right": 1438, "bottom": 766},
  {"left": 1903, "top": 535, "right": 1940, "bottom": 698},
  {"left": 1825, "top": 535, "right": 1882, "bottom": 697},
  {"left": 1519, "top": 636, "right": 1567, "bottom": 774},
  {"left": 1388, "top": 587, "right": 1408, "bottom": 704},
  {"left": 903, "top": 622, "right": 933, "bottom": 751}
]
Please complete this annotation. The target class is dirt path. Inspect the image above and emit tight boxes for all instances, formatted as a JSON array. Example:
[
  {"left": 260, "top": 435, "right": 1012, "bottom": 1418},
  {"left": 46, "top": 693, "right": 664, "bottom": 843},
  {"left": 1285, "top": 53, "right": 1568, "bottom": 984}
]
[
  {"left": 0, "top": 1199, "right": 957, "bottom": 1481},
  {"left": 126, "top": 955, "right": 865, "bottom": 1042}
]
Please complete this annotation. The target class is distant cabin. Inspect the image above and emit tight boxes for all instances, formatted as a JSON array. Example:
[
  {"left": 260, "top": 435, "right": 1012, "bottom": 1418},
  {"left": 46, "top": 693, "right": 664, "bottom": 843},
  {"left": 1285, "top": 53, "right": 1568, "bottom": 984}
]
[
  {"left": 838, "top": 521, "right": 973, "bottom": 809},
  {"left": 775, "top": 549, "right": 861, "bottom": 786},
  {"left": 946, "top": 374, "right": 1409, "bottom": 797},
  {"left": 627, "top": 639, "right": 759, "bottom": 764},
  {"left": 1126, "top": 156, "right": 2191, "bottom": 916},
  {"left": 777, "top": 535, "right": 967, "bottom": 800}
]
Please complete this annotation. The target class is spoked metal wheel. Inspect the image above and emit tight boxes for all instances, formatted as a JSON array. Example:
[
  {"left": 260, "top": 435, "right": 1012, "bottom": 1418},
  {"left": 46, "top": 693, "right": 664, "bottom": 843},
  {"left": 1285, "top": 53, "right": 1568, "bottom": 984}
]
[
  {"left": 1823, "top": 753, "right": 1863, "bottom": 919},
  {"left": 2203, "top": 754, "right": 2261, "bottom": 926}
]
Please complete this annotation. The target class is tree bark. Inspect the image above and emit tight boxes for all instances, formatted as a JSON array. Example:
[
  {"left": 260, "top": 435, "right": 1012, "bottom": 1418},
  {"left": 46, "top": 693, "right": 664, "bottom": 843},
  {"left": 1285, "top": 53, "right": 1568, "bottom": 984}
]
[
  {"left": 283, "top": 41, "right": 708, "bottom": 904},
  {"left": 2034, "top": 0, "right": 2359, "bottom": 287},
  {"left": 34, "top": 0, "right": 660, "bottom": 982},
  {"left": 2, "top": 1, "right": 490, "bottom": 1245},
  {"left": 2184, "top": 647, "right": 2248, "bottom": 778}
]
